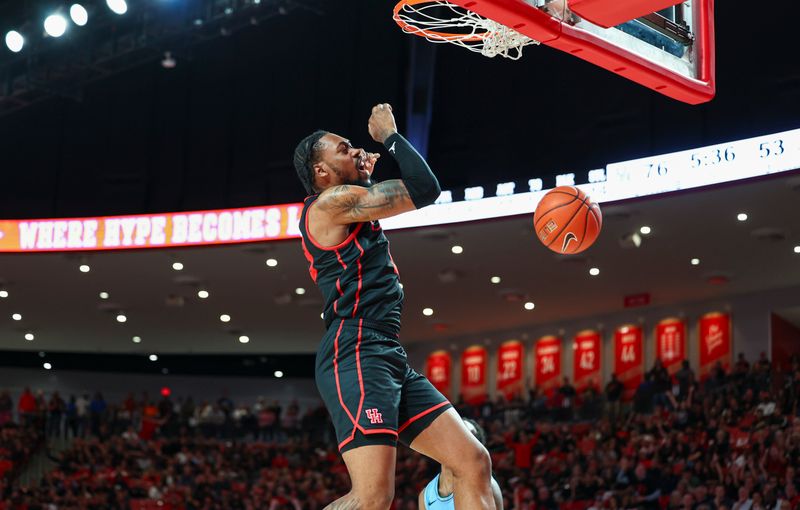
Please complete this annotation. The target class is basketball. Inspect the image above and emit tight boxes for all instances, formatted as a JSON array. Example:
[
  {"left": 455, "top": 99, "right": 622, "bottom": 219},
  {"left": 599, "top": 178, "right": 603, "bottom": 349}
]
[{"left": 533, "top": 186, "right": 602, "bottom": 254}]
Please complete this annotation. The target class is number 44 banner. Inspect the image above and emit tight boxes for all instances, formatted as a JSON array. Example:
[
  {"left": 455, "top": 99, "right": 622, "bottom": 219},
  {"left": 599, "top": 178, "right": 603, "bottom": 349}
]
[{"left": 614, "top": 324, "right": 644, "bottom": 401}]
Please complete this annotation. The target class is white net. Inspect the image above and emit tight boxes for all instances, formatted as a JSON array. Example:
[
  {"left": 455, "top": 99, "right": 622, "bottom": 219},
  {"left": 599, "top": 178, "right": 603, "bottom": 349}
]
[{"left": 394, "top": 1, "right": 539, "bottom": 60}]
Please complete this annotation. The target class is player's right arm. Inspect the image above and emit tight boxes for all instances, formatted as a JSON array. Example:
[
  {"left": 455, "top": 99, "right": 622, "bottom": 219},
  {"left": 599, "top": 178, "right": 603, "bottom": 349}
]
[{"left": 418, "top": 489, "right": 427, "bottom": 510}]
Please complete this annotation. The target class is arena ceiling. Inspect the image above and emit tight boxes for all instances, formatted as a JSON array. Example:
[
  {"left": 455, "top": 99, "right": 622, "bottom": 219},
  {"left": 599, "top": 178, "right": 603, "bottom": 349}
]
[{"left": 1, "top": 171, "right": 799, "bottom": 359}]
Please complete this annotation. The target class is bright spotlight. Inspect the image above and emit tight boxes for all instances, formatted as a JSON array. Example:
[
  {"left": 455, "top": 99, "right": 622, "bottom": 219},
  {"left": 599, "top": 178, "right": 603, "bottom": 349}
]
[
  {"left": 43, "top": 362, "right": 52, "bottom": 370},
  {"left": 274, "top": 370, "right": 284, "bottom": 378},
  {"left": 5, "top": 31, "right": 24, "bottom": 53},
  {"left": 106, "top": 0, "right": 128, "bottom": 15},
  {"left": 70, "top": 4, "right": 88, "bottom": 26},
  {"left": 44, "top": 14, "right": 68, "bottom": 38}
]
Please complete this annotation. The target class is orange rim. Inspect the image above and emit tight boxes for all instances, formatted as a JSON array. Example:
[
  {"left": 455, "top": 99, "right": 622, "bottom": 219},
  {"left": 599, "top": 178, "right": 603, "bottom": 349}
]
[{"left": 393, "top": 0, "right": 488, "bottom": 42}]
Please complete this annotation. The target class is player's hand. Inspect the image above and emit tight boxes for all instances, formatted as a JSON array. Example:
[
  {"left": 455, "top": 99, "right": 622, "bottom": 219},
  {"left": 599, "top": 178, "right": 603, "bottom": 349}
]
[
  {"left": 368, "top": 103, "right": 398, "bottom": 144},
  {"left": 362, "top": 152, "right": 380, "bottom": 176}
]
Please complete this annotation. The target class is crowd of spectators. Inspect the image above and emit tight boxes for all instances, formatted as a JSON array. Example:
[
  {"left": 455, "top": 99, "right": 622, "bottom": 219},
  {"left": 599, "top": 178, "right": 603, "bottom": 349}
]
[{"left": 0, "top": 352, "right": 798, "bottom": 510}]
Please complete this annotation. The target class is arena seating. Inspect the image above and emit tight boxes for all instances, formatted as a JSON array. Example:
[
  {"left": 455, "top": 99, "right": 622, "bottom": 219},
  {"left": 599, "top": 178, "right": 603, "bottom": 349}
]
[{"left": 1, "top": 354, "right": 798, "bottom": 510}]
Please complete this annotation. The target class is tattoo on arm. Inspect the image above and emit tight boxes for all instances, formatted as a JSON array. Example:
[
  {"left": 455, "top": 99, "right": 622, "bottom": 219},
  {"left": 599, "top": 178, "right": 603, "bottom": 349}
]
[{"left": 319, "top": 180, "right": 413, "bottom": 222}]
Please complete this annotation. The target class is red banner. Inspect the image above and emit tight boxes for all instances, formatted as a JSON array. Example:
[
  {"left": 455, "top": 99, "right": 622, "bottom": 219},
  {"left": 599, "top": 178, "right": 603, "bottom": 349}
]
[
  {"left": 534, "top": 336, "right": 562, "bottom": 396},
  {"left": 699, "top": 312, "right": 732, "bottom": 381},
  {"left": 426, "top": 350, "right": 452, "bottom": 399},
  {"left": 497, "top": 340, "right": 524, "bottom": 400},
  {"left": 614, "top": 324, "right": 644, "bottom": 401},
  {"left": 461, "top": 346, "right": 488, "bottom": 405},
  {"left": 573, "top": 330, "right": 602, "bottom": 392},
  {"left": 656, "top": 318, "right": 686, "bottom": 375}
]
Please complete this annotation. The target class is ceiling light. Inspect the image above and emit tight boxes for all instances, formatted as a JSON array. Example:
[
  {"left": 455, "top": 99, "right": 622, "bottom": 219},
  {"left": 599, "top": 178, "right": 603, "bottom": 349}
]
[
  {"left": 106, "top": 0, "right": 128, "bottom": 15},
  {"left": 79, "top": 264, "right": 90, "bottom": 273},
  {"left": 43, "top": 362, "right": 52, "bottom": 370},
  {"left": 220, "top": 314, "right": 231, "bottom": 322},
  {"left": 0, "top": 290, "right": 8, "bottom": 298},
  {"left": 70, "top": 4, "right": 88, "bottom": 26},
  {"left": 172, "top": 262, "right": 184, "bottom": 271},
  {"left": 5, "top": 31, "right": 24, "bottom": 53},
  {"left": 490, "top": 276, "right": 501, "bottom": 284},
  {"left": 197, "top": 290, "right": 209, "bottom": 299},
  {"left": 320, "top": 313, "right": 324, "bottom": 319},
  {"left": 639, "top": 226, "right": 652, "bottom": 235},
  {"left": 691, "top": 258, "right": 700, "bottom": 266},
  {"left": 266, "top": 258, "right": 278, "bottom": 267},
  {"left": 116, "top": 313, "right": 127, "bottom": 323},
  {"left": 161, "top": 51, "right": 176, "bottom": 69},
  {"left": 99, "top": 291, "right": 109, "bottom": 299},
  {"left": 295, "top": 287, "right": 306, "bottom": 295},
  {"left": 132, "top": 336, "right": 142, "bottom": 343},
  {"left": 24, "top": 333, "right": 34, "bottom": 341},
  {"left": 524, "top": 302, "right": 535, "bottom": 310},
  {"left": 274, "top": 370, "right": 284, "bottom": 378},
  {"left": 238, "top": 335, "right": 250, "bottom": 344},
  {"left": 794, "top": 246, "right": 800, "bottom": 254},
  {"left": 149, "top": 354, "right": 158, "bottom": 361},
  {"left": 44, "top": 14, "right": 68, "bottom": 38},
  {"left": 11, "top": 313, "right": 21, "bottom": 321},
  {"left": 423, "top": 307, "right": 434, "bottom": 316},
  {"left": 451, "top": 245, "right": 463, "bottom": 254},
  {"left": 737, "top": 213, "right": 748, "bottom": 222},
  {"left": 589, "top": 267, "right": 600, "bottom": 276}
]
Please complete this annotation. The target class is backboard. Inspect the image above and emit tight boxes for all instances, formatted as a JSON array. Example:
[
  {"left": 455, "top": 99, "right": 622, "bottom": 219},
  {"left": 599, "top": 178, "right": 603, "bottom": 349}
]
[{"left": 393, "top": 0, "right": 715, "bottom": 104}]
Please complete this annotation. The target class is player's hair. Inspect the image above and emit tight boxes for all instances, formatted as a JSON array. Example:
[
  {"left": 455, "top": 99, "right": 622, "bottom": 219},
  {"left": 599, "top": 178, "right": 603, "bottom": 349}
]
[
  {"left": 293, "top": 130, "right": 329, "bottom": 195},
  {"left": 463, "top": 418, "right": 487, "bottom": 446}
]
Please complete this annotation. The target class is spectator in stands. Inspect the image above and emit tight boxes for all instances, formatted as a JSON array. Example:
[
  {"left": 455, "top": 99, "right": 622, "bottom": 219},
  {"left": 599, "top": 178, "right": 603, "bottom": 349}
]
[
  {"left": 675, "top": 360, "right": 695, "bottom": 401},
  {"left": 46, "top": 391, "right": 64, "bottom": 437},
  {"left": 89, "top": 391, "right": 106, "bottom": 436},
  {"left": 605, "top": 373, "right": 624, "bottom": 424},
  {"left": 17, "top": 387, "right": 37, "bottom": 426},
  {"left": 0, "top": 391, "right": 12, "bottom": 426}
]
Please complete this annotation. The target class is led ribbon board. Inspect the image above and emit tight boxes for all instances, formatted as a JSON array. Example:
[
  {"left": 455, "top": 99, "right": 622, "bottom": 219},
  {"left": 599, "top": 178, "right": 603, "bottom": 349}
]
[{"left": 1, "top": 128, "right": 798, "bottom": 252}]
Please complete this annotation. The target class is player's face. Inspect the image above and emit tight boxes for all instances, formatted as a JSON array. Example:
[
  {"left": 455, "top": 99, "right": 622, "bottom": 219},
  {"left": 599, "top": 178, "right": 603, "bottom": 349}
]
[{"left": 316, "top": 133, "right": 373, "bottom": 188}]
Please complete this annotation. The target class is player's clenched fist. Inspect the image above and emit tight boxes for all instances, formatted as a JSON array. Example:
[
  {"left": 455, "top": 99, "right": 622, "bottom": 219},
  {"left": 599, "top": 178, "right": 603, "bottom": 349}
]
[{"left": 368, "top": 103, "right": 398, "bottom": 144}]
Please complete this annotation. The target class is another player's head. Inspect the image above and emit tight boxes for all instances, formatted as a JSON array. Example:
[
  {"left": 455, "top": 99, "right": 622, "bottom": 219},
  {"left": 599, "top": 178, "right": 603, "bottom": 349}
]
[
  {"left": 462, "top": 418, "right": 487, "bottom": 446},
  {"left": 293, "top": 130, "right": 373, "bottom": 195}
]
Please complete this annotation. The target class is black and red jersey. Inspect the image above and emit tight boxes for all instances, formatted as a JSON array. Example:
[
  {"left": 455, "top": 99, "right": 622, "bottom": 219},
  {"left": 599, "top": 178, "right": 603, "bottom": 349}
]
[{"left": 299, "top": 194, "right": 403, "bottom": 333}]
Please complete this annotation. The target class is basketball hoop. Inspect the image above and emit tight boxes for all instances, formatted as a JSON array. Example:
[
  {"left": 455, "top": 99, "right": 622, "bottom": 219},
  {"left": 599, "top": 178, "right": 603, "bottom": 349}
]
[{"left": 393, "top": 0, "right": 539, "bottom": 60}]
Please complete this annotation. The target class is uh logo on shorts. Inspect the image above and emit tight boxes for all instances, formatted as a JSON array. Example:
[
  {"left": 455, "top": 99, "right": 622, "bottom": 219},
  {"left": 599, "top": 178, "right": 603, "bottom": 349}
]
[{"left": 365, "top": 408, "right": 383, "bottom": 424}]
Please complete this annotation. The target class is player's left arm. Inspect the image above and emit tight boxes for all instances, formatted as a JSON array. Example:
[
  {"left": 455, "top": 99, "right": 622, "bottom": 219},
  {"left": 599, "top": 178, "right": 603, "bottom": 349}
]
[
  {"left": 417, "top": 489, "right": 426, "bottom": 510},
  {"left": 491, "top": 478, "right": 504, "bottom": 510}
]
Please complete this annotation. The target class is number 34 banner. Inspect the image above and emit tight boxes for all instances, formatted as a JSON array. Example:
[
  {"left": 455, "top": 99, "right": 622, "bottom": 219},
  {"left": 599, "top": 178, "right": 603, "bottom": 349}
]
[
  {"left": 461, "top": 345, "right": 488, "bottom": 405},
  {"left": 573, "top": 330, "right": 601, "bottom": 392},
  {"left": 497, "top": 340, "right": 524, "bottom": 400},
  {"left": 535, "top": 336, "right": 562, "bottom": 396}
]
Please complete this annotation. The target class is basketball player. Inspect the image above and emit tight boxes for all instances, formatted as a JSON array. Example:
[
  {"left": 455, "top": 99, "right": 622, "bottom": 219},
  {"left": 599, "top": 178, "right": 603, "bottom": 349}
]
[
  {"left": 419, "top": 418, "right": 504, "bottom": 510},
  {"left": 294, "top": 103, "right": 496, "bottom": 510}
]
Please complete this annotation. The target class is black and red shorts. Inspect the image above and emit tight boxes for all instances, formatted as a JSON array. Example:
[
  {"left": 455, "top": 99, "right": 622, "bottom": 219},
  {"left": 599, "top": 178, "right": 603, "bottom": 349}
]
[{"left": 315, "top": 318, "right": 452, "bottom": 453}]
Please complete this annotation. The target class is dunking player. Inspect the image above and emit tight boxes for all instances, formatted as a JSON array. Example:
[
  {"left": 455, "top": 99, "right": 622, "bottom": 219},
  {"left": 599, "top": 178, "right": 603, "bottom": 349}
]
[
  {"left": 419, "top": 419, "right": 504, "bottom": 510},
  {"left": 294, "top": 103, "right": 496, "bottom": 510}
]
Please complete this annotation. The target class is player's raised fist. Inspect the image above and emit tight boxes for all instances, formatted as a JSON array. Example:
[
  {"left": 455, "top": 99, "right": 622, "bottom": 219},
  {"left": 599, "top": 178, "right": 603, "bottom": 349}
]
[{"left": 368, "top": 103, "right": 397, "bottom": 144}]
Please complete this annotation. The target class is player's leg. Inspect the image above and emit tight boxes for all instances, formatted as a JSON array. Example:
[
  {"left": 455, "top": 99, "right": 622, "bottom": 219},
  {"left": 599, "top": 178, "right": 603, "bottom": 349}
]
[
  {"left": 398, "top": 370, "right": 495, "bottom": 509},
  {"left": 317, "top": 320, "right": 407, "bottom": 509},
  {"left": 326, "top": 444, "right": 397, "bottom": 510}
]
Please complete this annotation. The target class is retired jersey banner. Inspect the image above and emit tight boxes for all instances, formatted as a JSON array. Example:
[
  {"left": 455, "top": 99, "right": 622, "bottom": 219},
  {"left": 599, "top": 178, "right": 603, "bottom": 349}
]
[
  {"left": 426, "top": 350, "right": 452, "bottom": 399},
  {"left": 699, "top": 312, "right": 732, "bottom": 381},
  {"left": 461, "top": 346, "right": 488, "bottom": 405},
  {"left": 656, "top": 318, "right": 686, "bottom": 375},
  {"left": 0, "top": 204, "right": 304, "bottom": 252},
  {"left": 534, "top": 336, "right": 562, "bottom": 396},
  {"left": 497, "top": 340, "right": 524, "bottom": 400},
  {"left": 573, "top": 330, "right": 602, "bottom": 392},
  {"left": 614, "top": 324, "right": 644, "bottom": 401}
]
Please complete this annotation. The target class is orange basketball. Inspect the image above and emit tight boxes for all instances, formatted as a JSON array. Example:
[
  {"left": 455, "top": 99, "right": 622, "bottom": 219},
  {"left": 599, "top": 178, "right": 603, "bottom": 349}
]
[{"left": 533, "top": 186, "right": 602, "bottom": 254}]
